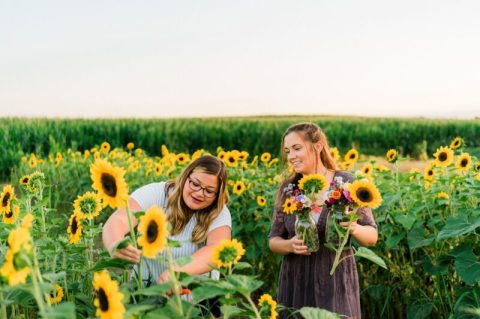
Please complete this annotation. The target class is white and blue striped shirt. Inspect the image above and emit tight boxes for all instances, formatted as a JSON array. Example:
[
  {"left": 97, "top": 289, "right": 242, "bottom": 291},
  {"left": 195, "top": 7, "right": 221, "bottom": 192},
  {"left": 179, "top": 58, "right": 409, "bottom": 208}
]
[{"left": 131, "top": 182, "right": 231, "bottom": 284}]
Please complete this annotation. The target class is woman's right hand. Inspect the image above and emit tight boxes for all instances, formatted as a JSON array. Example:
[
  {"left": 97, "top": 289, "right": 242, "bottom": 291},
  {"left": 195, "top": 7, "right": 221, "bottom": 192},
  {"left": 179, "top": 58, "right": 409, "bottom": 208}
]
[
  {"left": 111, "top": 244, "right": 141, "bottom": 264},
  {"left": 289, "top": 236, "right": 311, "bottom": 255}
]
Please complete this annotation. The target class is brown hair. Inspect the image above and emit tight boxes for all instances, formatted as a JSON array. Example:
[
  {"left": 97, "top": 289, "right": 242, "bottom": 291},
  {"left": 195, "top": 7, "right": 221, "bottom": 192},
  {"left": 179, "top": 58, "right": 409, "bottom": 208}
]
[
  {"left": 274, "top": 122, "right": 337, "bottom": 211},
  {"left": 165, "top": 155, "right": 229, "bottom": 243}
]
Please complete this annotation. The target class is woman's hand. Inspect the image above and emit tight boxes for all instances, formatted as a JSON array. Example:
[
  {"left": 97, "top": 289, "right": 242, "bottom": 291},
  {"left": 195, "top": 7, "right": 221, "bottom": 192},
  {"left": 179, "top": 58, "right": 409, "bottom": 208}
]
[
  {"left": 157, "top": 270, "right": 170, "bottom": 284},
  {"left": 339, "top": 220, "right": 358, "bottom": 236},
  {"left": 289, "top": 236, "right": 311, "bottom": 255},
  {"left": 111, "top": 244, "right": 141, "bottom": 264}
]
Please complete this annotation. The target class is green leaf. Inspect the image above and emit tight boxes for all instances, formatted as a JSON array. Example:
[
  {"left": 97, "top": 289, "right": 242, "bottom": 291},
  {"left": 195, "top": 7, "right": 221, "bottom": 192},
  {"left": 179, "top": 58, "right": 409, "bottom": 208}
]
[
  {"left": 191, "top": 285, "right": 230, "bottom": 302},
  {"left": 125, "top": 303, "right": 157, "bottom": 317},
  {"left": 454, "top": 288, "right": 480, "bottom": 318},
  {"left": 298, "top": 307, "right": 341, "bottom": 318},
  {"left": 354, "top": 247, "right": 387, "bottom": 269},
  {"left": 385, "top": 232, "right": 405, "bottom": 249},
  {"left": 407, "top": 227, "right": 434, "bottom": 250},
  {"left": 41, "top": 302, "right": 77, "bottom": 319},
  {"left": 407, "top": 302, "right": 433, "bottom": 319},
  {"left": 452, "top": 245, "right": 480, "bottom": 285},
  {"left": 227, "top": 275, "right": 263, "bottom": 296},
  {"left": 133, "top": 283, "right": 171, "bottom": 296},
  {"left": 109, "top": 237, "right": 133, "bottom": 255},
  {"left": 233, "top": 262, "right": 252, "bottom": 271},
  {"left": 89, "top": 258, "right": 132, "bottom": 272},
  {"left": 220, "top": 304, "right": 244, "bottom": 317},
  {"left": 421, "top": 255, "right": 450, "bottom": 276},
  {"left": 167, "top": 238, "right": 182, "bottom": 248},
  {"left": 394, "top": 213, "right": 416, "bottom": 231},
  {"left": 174, "top": 255, "right": 193, "bottom": 268},
  {"left": 437, "top": 216, "right": 480, "bottom": 240}
]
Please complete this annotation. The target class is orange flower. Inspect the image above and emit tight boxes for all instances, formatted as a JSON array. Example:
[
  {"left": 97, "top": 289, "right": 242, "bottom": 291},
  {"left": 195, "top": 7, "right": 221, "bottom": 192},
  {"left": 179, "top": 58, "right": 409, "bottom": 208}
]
[{"left": 331, "top": 190, "right": 342, "bottom": 200}]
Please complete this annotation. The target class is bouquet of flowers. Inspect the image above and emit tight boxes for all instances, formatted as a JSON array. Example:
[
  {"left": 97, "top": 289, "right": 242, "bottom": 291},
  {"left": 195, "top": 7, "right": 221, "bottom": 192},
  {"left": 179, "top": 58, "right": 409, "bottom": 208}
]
[
  {"left": 323, "top": 175, "right": 382, "bottom": 275},
  {"left": 282, "top": 174, "right": 328, "bottom": 253}
]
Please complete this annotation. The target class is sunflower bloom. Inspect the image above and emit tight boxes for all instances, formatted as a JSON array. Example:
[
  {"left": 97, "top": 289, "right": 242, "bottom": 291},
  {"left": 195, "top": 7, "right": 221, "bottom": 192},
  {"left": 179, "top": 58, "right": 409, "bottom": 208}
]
[
  {"left": 100, "top": 142, "right": 111, "bottom": 153},
  {"left": 450, "top": 137, "right": 463, "bottom": 150},
  {"left": 26, "top": 172, "right": 45, "bottom": 195},
  {"left": 423, "top": 162, "right": 436, "bottom": 181},
  {"left": 344, "top": 149, "right": 359, "bottom": 163},
  {"left": 257, "top": 196, "right": 267, "bottom": 207},
  {"left": 386, "top": 149, "right": 398, "bottom": 163},
  {"left": 137, "top": 206, "right": 169, "bottom": 258},
  {"left": 298, "top": 174, "right": 328, "bottom": 193},
  {"left": 225, "top": 152, "right": 238, "bottom": 167},
  {"left": 433, "top": 146, "right": 453, "bottom": 167},
  {"left": 49, "top": 284, "right": 64, "bottom": 305},
  {"left": 3, "top": 204, "right": 20, "bottom": 224},
  {"left": 93, "top": 270, "right": 125, "bottom": 319},
  {"left": 0, "top": 185, "right": 14, "bottom": 214},
  {"left": 282, "top": 198, "right": 296, "bottom": 214},
  {"left": 455, "top": 153, "right": 471, "bottom": 171},
  {"left": 67, "top": 213, "right": 83, "bottom": 244},
  {"left": 348, "top": 180, "right": 382, "bottom": 209},
  {"left": 437, "top": 192, "right": 449, "bottom": 200},
  {"left": 74, "top": 192, "right": 103, "bottom": 219},
  {"left": 90, "top": 159, "right": 129, "bottom": 209},
  {"left": 232, "top": 181, "right": 246, "bottom": 196},
  {"left": 329, "top": 147, "right": 340, "bottom": 162},
  {"left": 260, "top": 153, "right": 271, "bottom": 163},
  {"left": 211, "top": 239, "right": 245, "bottom": 268},
  {"left": 361, "top": 163, "right": 374, "bottom": 176},
  {"left": 258, "top": 293, "right": 278, "bottom": 319},
  {"left": 0, "top": 250, "right": 31, "bottom": 286},
  {"left": 126, "top": 142, "right": 134, "bottom": 150}
]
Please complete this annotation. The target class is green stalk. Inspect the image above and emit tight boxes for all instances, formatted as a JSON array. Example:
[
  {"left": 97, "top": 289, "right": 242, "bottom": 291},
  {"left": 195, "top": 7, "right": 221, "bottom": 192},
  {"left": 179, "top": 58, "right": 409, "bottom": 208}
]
[
  {"left": 0, "top": 292, "right": 7, "bottom": 319},
  {"left": 245, "top": 294, "right": 261, "bottom": 319},
  {"left": 125, "top": 204, "right": 143, "bottom": 290},
  {"left": 165, "top": 246, "right": 184, "bottom": 317},
  {"left": 330, "top": 219, "right": 353, "bottom": 275}
]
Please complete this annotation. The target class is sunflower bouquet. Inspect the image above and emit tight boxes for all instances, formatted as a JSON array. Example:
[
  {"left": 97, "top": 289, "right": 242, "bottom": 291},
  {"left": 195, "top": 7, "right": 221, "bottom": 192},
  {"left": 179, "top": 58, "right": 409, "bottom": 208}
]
[
  {"left": 282, "top": 174, "right": 328, "bottom": 253},
  {"left": 323, "top": 176, "right": 382, "bottom": 275}
]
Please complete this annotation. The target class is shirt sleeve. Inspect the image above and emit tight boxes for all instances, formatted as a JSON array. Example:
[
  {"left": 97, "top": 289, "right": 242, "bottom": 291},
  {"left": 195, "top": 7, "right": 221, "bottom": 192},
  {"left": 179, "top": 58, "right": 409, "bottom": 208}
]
[
  {"left": 130, "top": 182, "right": 166, "bottom": 211},
  {"left": 208, "top": 206, "right": 232, "bottom": 232},
  {"left": 357, "top": 206, "right": 377, "bottom": 229},
  {"left": 268, "top": 209, "right": 288, "bottom": 239}
]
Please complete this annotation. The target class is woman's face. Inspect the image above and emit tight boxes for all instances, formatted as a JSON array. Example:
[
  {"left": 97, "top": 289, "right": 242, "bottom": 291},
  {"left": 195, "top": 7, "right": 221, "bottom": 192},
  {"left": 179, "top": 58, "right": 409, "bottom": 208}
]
[
  {"left": 182, "top": 171, "right": 219, "bottom": 210},
  {"left": 284, "top": 132, "right": 318, "bottom": 175}
]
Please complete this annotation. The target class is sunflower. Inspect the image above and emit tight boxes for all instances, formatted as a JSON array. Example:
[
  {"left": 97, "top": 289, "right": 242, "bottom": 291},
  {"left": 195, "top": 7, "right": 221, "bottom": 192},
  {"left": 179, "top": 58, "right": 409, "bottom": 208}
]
[
  {"left": 258, "top": 293, "right": 278, "bottom": 319},
  {"left": 433, "top": 146, "right": 453, "bottom": 167},
  {"left": 340, "top": 161, "right": 354, "bottom": 171},
  {"left": 225, "top": 152, "right": 238, "bottom": 168},
  {"left": 0, "top": 249, "right": 31, "bottom": 286},
  {"left": 386, "top": 149, "right": 398, "bottom": 163},
  {"left": 3, "top": 204, "right": 20, "bottom": 225},
  {"left": 26, "top": 171, "right": 45, "bottom": 195},
  {"left": 329, "top": 147, "right": 340, "bottom": 162},
  {"left": 49, "top": 284, "right": 64, "bottom": 305},
  {"left": 344, "top": 149, "right": 359, "bottom": 163},
  {"left": 217, "top": 150, "right": 227, "bottom": 162},
  {"left": 67, "top": 213, "right": 83, "bottom": 244},
  {"left": 361, "top": 163, "right": 374, "bottom": 176},
  {"left": 21, "top": 214, "right": 34, "bottom": 229},
  {"left": 348, "top": 180, "right": 382, "bottom": 209},
  {"left": 211, "top": 239, "right": 245, "bottom": 268},
  {"left": 232, "top": 181, "right": 246, "bottom": 196},
  {"left": 0, "top": 185, "right": 14, "bottom": 214},
  {"left": 474, "top": 163, "right": 480, "bottom": 172},
  {"left": 268, "top": 158, "right": 279, "bottom": 168},
  {"left": 126, "top": 142, "right": 134, "bottom": 150},
  {"left": 260, "top": 153, "right": 271, "bottom": 163},
  {"left": 90, "top": 159, "right": 129, "bottom": 209},
  {"left": 137, "top": 205, "right": 169, "bottom": 258},
  {"left": 100, "top": 142, "right": 111, "bottom": 153},
  {"left": 282, "top": 198, "right": 296, "bottom": 214},
  {"left": 374, "top": 163, "right": 389, "bottom": 172},
  {"left": 74, "top": 192, "right": 102, "bottom": 220},
  {"left": 154, "top": 163, "right": 164, "bottom": 176},
  {"left": 455, "top": 153, "right": 472, "bottom": 171},
  {"left": 450, "top": 137, "right": 463, "bottom": 150},
  {"left": 93, "top": 270, "right": 125, "bottom": 319},
  {"left": 238, "top": 151, "right": 249, "bottom": 161},
  {"left": 19, "top": 175, "right": 30, "bottom": 186},
  {"left": 437, "top": 192, "right": 449, "bottom": 200},
  {"left": 257, "top": 196, "right": 266, "bottom": 207},
  {"left": 298, "top": 174, "right": 327, "bottom": 193},
  {"left": 176, "top": 153, "right": 190, "bottom": 165},
  {"left": 28, "top": 156, "right": 37, "bottom": 168},
  {"left": 423, "top": 163, "right": 436, "bottom": 181},
  {"left": 191, "top": 149, "right": 204, "bottom": 161},
  {"left": 8, "top": 226, "right": 32, "bottom": 253}
]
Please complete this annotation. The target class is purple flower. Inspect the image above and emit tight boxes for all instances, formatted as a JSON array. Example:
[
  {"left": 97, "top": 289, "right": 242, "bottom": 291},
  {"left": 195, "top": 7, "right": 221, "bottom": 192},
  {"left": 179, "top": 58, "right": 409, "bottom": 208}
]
[{"left": 343, "top": 190, "right": 353, "bottom": 202}]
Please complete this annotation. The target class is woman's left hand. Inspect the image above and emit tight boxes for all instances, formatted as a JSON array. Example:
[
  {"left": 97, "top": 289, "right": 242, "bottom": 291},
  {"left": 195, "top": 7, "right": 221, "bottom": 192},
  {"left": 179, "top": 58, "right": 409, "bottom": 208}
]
[
  {"left": 339, "top": 220, "right": 358, "bottom": 236},
  {"left": 157, "top": 270, "right": 170, "bottom": 284}
]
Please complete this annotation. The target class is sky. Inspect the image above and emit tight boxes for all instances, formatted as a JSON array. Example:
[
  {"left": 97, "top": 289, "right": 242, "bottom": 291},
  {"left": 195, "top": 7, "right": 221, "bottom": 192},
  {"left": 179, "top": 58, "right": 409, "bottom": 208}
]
[{"left": 1, "top": 1, "right": 479, "bottom": 119}]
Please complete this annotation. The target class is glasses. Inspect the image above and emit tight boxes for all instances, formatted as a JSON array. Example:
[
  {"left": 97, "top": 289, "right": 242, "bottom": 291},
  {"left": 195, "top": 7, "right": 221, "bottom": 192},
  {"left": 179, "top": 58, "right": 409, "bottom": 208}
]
[{"left": 187, "top": 177, "right": 218, "bottom": 198}]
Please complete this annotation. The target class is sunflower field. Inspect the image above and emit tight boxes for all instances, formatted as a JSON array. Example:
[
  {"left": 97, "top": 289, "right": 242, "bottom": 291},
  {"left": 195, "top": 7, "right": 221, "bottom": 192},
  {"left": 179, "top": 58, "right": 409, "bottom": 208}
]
[{"left": 1, "top": 135, "right": 480, "bottom": 318}]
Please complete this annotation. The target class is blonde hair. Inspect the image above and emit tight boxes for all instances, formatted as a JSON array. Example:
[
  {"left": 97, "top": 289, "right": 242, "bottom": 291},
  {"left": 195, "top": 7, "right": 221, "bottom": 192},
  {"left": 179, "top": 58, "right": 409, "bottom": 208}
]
[
  {"left": 275, "top": 122, "right": 337, "bottom": 211},
  {"left": 165, "top": 155, "right": 229, "bottom": 244}
]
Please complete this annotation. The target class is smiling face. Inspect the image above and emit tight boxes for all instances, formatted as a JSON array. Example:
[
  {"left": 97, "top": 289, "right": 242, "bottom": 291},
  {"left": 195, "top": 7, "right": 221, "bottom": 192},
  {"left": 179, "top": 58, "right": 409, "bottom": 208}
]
[
  {"left": 182, "top": 171, "right": 219, "bottom": 210},
  {"left": 283, "top": 132, "right": 320, "bottom": 175}
]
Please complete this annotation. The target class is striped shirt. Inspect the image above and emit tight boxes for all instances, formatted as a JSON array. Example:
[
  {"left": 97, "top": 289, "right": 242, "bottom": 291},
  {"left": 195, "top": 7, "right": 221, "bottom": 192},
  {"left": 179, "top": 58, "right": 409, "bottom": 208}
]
[{"left": 131, "top": 182, "right": 231, "bottom": 285}]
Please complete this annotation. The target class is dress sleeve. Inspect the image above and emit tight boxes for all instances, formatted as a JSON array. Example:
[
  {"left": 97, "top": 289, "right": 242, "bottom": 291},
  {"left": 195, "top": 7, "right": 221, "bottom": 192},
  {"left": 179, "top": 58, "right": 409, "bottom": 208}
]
[
  {"left": 357, "top": 206, "right": 377, "bottom": 229},
  {"left": 130, "top": 182, "right": 166, "bottom": 211},
  {"left": 268, "top": 208, "right": 288, "bottom": 239},
  {"left": 208, "top": 206, "right": 232, "bottom": 232}
]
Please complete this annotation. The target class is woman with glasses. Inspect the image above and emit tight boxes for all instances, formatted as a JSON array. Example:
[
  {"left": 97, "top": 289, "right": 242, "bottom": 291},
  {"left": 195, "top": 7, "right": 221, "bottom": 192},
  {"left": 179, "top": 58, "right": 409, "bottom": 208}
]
[{"left": 102, "top": 155, "right": 231, "bottom": 291}]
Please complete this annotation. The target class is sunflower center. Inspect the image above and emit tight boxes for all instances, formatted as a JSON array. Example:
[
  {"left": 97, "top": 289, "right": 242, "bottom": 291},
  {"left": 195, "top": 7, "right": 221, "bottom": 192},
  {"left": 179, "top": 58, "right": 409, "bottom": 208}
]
[
  {"left": 461, "top": 159, "right": 468, "bottom": 167},
  {"left": 101, "top": 173, "right": 117, "bottom": 197},
  {"left": 97, "top": 288, "right": 110, "bottom": 311},
  {"left": 228, "top": 157, "right": 235, "bottom": 163},
  {"left": 438, "top": 152, "right": 447, "bottom": 161},
  {"left": 219, "top": 246, "right": 238, "bottom": 264},
  {"left": 428, "top": 170, "right": 434, "bottom": 176},
  {"left": 2, "top": 193, "right": 10, "bottom": 207},
  {"left": 146, "top": 221, "right": 159, "bottom": 243},
  {"left": 350, "top": 154, "right": 355, "bottom": 159},
  {"left": 71, "top": 216, "right": 78, "bottom": 234},
  {"left": 5, "top": 210, "right": 13, "bottom": 218},
  {"left": 357, "top": 188, "right": 373, "bottom": 202}
]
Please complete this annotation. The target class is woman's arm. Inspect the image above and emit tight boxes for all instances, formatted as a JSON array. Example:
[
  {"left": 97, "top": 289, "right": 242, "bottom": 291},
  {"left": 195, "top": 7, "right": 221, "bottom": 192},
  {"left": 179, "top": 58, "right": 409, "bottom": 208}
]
[
  {"left": 269, "top": 236, "right": 310, "bottom": 256},
  {"left": 340, "top": 221, "right": 378, "bottom": 247},
  {"left": 158, "top": 225, "right": 231, "bottom": 282},
  {"left": 102, "top": 197, "right": 142, "bottom": 263}
]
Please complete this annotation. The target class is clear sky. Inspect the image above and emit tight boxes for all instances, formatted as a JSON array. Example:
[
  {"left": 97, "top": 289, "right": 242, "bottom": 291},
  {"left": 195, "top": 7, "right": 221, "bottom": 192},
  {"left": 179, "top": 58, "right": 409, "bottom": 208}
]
[{"left": 1, "top": 1, "right": 479, "bottom": 119}]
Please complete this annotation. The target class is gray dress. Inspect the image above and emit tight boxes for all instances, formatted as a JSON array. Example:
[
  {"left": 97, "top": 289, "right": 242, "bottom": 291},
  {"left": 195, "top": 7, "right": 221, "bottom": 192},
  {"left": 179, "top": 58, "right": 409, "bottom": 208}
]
[{"left": 269, "top": 171, "right": 377, "bottom": 318}]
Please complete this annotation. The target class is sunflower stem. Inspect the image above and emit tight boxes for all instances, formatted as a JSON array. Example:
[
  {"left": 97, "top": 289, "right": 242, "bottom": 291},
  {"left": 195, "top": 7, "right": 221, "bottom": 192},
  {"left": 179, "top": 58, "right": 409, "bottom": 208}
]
[
  {"left": 125, "top": 204, "right": 143, "bottom": 290},
  {"left": 329, "top": 218, "right": 353, "bottom": 276},
  {"left": 0, "top": 292, "right": 7, "bottom": 319},
  {"left": 165, "top": 246, "right": 184, "bottom": 317},
  {"left": 245, "top": 294, "right": 261, "bottom": 319}
]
